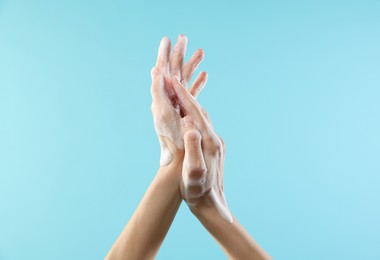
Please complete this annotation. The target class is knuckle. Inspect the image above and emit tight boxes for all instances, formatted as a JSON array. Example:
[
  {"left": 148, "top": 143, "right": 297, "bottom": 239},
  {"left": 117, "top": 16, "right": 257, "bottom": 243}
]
[
  {"left": 184, "top": 130, "right": 201, "bottom": 142},
  {"left": 202, "top": 133, "right": 213, "bottom": 144},
  {"left": 207, "top": 138, "right": 222, "bottom": 155},
  {"left": 173, "top": 45, "right": 179, "bottom": 52},
  {"left": 201, "top": 107, "right": 208, "bottom": 118},
  {"left": 186, "top": 184, "right": 203, "bottom": 197},
  {"left": 188, "top": 165, "right": 206, "bottom": 180},
  {"left": 203, "top": 134, "right": 219, "bottom": 146},
  {"left": 214, "top": 137, "right": 222, "bottom": 148},
  {"left": 151, "top": 66, "right": 158, "bottom": 76},
  {"left": 171, "top": 48, "right": 180, "bottom": 58}
]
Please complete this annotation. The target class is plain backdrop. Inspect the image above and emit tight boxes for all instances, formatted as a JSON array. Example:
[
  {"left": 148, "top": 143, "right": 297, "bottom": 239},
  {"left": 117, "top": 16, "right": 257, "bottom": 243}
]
[{"left": 1, "top": 0, "right": 379, "bottom": 259}]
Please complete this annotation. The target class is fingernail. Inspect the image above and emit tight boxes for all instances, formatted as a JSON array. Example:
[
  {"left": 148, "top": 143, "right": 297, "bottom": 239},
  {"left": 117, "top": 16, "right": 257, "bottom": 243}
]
[
  {"left": 182, "top": 116, "right": 193, "bottom": 127},
  {"left": 178, "top": 34, "right": 188, "bottom": 44},
  {"left": 197, "top": 48, "right": 204, "bottom": 57}
]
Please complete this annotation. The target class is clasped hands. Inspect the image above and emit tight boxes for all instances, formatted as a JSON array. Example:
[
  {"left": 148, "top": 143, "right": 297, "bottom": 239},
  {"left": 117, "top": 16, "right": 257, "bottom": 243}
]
[
  {"left": 105, "top": 35, "right": 271, "bottom": 260},
  {"left": 150, "top": 35, "right": 232, "bottom": 223}
]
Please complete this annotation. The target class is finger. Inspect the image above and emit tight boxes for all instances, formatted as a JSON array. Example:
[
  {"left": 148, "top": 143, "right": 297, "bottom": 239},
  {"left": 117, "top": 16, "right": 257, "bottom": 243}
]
[
  {"left": 181, "top": 116, "right": 207, "bottom": 198},
  {"left": 182, "top": 48, "right": 204, "bottom": 87},
  {"left": 163, "top": 75, "right": 185, "bottom": 115},
  {"left": 188, "top": 71, "right": 208, "bottom": 98},
  {"left": 156, "top": 37, "right": 171, "bottom": 71},
  {"left": 169, "top": 34, "right": 188, "bottom": 79},
  {"left": 150, "top": 67, "right": 169, "bottom": 103},
  {"left": 170, "top": 76, "right": 209, "bottom": 131},
  {"left": 200, "top": 106, "right": 213, "bottom": 128}
]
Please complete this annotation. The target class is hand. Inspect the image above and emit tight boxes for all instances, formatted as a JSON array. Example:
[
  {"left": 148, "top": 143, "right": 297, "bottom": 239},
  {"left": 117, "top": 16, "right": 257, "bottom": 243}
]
[
  {"left": 170, "top": 77, "right": 233, "bottom": 223},
  {"left": 151, "top": 35, "right": 208, "bottom": 166},
  {"left": 106, "top": 35, "right": 270, "bottom": 260}
]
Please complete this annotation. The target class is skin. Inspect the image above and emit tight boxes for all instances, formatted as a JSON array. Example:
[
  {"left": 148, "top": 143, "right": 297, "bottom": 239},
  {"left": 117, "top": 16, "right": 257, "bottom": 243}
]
[
  {"left": 105, "top": 35, "right": 206, "bottom": 260},
  {"left": 171, "top": 77, "right": 272, "bottom": 259},
  {"left": 105, "top": 35, "right": 271, "bottom": 260},
  {"left": 151, "top": 35, "right": 207, "bottom": 166}
]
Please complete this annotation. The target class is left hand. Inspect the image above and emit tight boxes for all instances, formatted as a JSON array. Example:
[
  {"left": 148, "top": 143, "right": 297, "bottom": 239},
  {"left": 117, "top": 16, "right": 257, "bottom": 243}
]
[{"left": 151, "top": 35, "right": 208, "bottom": 166}]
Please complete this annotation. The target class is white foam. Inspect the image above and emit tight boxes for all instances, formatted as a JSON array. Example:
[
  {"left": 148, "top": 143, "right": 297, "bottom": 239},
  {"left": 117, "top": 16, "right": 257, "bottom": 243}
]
[
  {"left": 209, "top": 188, "right": 233, "bottom": 223},
  {"left": 154, "top": 113, "right": 184, "bottom": 166}
]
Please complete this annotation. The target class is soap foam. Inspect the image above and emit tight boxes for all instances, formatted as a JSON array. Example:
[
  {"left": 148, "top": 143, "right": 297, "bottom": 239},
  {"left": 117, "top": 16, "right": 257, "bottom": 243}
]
[
  {"left": 154, "top": 112, "right": 184, "bottom": 166},
  {"left": 209, "top": 188, "right": 233, "bottom": 223}
]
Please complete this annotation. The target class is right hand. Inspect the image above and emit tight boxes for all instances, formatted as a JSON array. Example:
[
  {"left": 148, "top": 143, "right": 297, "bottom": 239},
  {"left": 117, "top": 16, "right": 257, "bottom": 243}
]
[{"left": 171, "top": 77, "right": 233, "bottom": 223}]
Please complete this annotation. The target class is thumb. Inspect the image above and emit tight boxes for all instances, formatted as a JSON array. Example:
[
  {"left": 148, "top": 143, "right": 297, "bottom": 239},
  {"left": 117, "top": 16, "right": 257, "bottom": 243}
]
[{"left": 181, "top": 116, "right": 207, "bottom": 197}]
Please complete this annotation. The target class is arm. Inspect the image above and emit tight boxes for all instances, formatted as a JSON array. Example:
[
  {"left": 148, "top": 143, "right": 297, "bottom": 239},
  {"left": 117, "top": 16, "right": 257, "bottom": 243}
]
[
  {"left": 191, "top": 202, "right": 271, "bottom": 260},
  {"left": 171, "top": 77, "right": 272, "bottom": 260},
  {"left": 105, "top": 163, "right": 182, "bottom": 260},
  {"left": 105, "top": 35, "right": 207, "bottom": 259}
]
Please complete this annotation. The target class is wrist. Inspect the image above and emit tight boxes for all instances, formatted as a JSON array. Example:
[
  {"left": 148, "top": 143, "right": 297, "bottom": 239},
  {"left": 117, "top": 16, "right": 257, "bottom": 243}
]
[
  {"left": 189, "top": 198, "right": 236, "bottom": 241},
  {"left": 187, "top": 187, "right": 232, "bottom": 222},
  {"left": 158, "top": 135, "right": 184, "bottom": 167},
  {"left": 189, "top": 202, "right": 229, "bottom": 222},
  {"left": 157, "top": 158, "right": 183, "bottom": 180}
]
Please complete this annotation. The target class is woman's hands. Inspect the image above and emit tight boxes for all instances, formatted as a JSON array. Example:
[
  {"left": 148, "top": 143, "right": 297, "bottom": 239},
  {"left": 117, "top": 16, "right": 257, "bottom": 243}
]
[
  {"left": 106, "top": 35, "right": 271, "bottom": 260},
  {"left": 169, "top": 77, "right": 233, "bottom": 223},
  {"left": 151, "top": 35, "right": 232, "bottom": 221},
  {"left": 166, "top": 43, "right": 271, "bottom": 260},
  {"left": 105, "top": 36, "right": 208, "bottom": 260},
  {"left": 150, "top": 35, "right": 208, "bottom": 166}
]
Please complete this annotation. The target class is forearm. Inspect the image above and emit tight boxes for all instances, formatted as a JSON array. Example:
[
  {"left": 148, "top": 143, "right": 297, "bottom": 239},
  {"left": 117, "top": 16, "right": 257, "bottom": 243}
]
[
  {"left": 191, "top": 201, "right": 271, "bottom": 260},
  {"left": 105, "top": 163, "right": 182, "bottom": 260}
]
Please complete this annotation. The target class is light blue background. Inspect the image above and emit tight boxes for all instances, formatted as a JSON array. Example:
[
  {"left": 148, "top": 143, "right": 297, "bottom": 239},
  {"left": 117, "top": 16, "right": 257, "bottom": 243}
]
[{"left": 1, "top": 0, "right": 379, "bottom": 259}]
